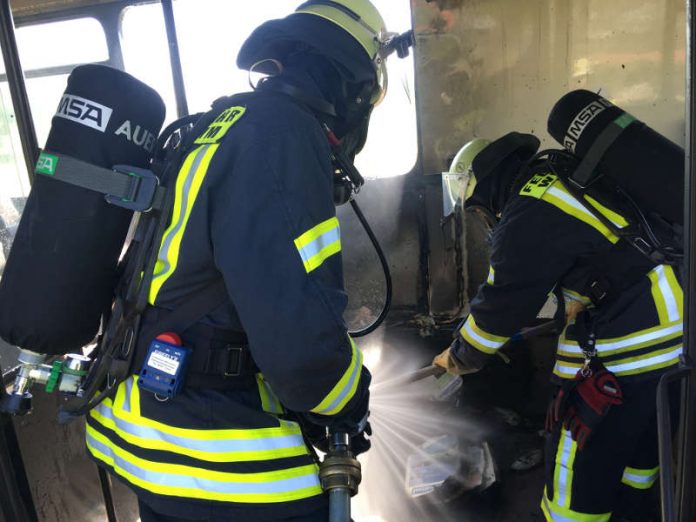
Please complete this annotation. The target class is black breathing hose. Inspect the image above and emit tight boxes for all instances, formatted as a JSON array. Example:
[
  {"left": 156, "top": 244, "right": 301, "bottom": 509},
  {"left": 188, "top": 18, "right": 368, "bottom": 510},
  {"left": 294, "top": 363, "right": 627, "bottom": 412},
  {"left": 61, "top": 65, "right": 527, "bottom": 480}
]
[{"left": 347, "top": 199, "right": 393, "bottom": 337}]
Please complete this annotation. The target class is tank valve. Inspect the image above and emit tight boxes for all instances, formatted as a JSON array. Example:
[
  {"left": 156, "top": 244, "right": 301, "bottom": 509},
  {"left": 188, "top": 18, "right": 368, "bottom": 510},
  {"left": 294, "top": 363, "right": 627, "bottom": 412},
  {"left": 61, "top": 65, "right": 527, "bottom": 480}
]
[{"left": 1, "top": 349, "right": 90, "bottom": 415}]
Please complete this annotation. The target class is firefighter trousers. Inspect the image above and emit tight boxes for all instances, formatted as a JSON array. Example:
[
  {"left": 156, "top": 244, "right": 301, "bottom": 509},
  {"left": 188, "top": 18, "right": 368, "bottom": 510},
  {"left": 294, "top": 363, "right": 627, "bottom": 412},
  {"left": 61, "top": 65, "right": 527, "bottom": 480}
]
[{"left": 541, "top": 378, "right": 679, "bottom": 521}]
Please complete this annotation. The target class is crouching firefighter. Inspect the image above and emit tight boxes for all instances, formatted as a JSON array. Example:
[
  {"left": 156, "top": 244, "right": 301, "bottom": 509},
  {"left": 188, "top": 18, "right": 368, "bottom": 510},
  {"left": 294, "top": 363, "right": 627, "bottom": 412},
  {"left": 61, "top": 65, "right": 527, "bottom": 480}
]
[
  {"left": 433, "top": 91, "right": 684, "bottom": 522},
  {"left": 57, "top": 2, "right": 410, "bottom": 521}
]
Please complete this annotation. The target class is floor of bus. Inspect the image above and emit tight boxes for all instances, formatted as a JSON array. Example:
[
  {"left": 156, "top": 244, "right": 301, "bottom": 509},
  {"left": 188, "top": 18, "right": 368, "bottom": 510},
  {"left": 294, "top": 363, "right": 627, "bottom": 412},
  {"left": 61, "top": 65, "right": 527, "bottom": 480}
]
[{"left": 3, "top": 314, "right": 661, "bottom": 521}]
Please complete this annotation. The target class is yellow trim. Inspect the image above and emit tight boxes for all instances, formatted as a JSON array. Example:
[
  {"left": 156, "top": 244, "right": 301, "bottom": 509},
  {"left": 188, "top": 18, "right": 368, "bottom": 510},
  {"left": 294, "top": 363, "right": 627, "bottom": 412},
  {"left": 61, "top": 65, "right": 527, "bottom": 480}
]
[
  {"left": 294, "top": 216, "right": 342, "bottom": 273},
  {"left": 256, "top": 374, "right": 284, "bottom": 415},
  {"left": 149, "top": 144, "right": 220, "bottom": 304},
  {"left": 541, "top": 487, "right": 612, "bottom": 521},
  {"left": 612, "top": 349, "right": 682, "bottom": 377},
  {"left": 295, "top": 217, "right": 339, "bottom": 248},
  {"left": 541, "top": 183, "right": 619, "bottom": 243},
  {"left": 583, "top": 195, "right": 629, "bottom": 228},
  {"left": 666, "top": 266, "right": 684, "bottom": 319},
  {"left": 87, "top": 426, "right": 322, "bottom": 503},
  {"left": 88, "top": 406, "right": 307, "bottom": 463},
  {"left": 460, "top": 316, "right": 510, "bottom": 355},
  {"left": 624, "top": 466, "right": 659, "bottom": 477},
  {"left": 97, "top": 379, "right": 300, "bottom": 441},
  {"left": 468, "top": 316, "right": 509, "bottom": 343},
  {"left": 311, "top": 338, "right": 363, "bottom": 416},
  {"left": 552, "top": 431, "right": 578, "bottom": 508},
  {"left": 649, "top": 269, "right": 670, "bottom": 324},
  {"left": 486, "top": 266, "right": 495, "bottom": 285},
  {"left": 557, "top": 320, "right": 682, "bottom": 357},
  {"left": 609, "top": 344, "right": 682, "bottom": 367}
]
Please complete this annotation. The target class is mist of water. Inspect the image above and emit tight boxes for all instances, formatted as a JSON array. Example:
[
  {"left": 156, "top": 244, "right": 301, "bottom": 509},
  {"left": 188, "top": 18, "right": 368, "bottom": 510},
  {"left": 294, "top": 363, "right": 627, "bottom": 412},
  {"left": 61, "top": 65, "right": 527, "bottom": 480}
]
[{"left": 352, "top": 342, "right": 486, "bottom": 522}]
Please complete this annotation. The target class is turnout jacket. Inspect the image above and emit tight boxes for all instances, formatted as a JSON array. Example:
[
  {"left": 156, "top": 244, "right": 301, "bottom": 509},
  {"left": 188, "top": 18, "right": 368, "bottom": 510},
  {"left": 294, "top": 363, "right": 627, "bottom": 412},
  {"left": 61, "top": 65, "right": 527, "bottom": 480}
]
[
  {"left": 86, "top": 85, "right": 367, "bottom": 520},
  {"left": 455, "top": 170, "right": 683, "bottom": 383}
]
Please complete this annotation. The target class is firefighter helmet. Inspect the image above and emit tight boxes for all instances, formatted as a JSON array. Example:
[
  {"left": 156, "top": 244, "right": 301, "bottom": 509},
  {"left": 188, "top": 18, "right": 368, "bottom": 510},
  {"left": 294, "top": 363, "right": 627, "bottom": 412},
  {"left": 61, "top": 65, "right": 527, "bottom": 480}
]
[{"left": 237, "top": 0, "right": 391, "bottom": 104}]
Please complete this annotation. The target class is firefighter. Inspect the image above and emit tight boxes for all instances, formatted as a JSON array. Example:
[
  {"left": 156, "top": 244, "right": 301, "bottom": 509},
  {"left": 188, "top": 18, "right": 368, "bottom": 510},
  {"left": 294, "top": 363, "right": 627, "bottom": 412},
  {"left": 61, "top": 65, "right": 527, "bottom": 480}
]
[
  {"left": 85, "top": 1, "right": 397, "bottom": 520},
  {"left": 433, "top": 132, "right": 683, "bottom": 521}
]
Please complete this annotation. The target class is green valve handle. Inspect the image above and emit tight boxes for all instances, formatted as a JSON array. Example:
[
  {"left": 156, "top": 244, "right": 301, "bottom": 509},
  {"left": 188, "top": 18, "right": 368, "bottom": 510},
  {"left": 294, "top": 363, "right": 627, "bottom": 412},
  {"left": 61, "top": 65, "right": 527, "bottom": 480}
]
[{"left": 45, "top": 361, "right": 63, "bottom": 393}]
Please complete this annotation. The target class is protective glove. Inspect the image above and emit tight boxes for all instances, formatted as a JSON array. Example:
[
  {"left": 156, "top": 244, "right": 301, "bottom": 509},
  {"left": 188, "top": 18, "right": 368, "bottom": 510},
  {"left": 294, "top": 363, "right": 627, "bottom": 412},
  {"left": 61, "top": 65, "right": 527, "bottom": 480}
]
[
  {"left": 299, "top": 367, "right": 372, "bottom": 456},
  {"left": 545, "top": 363, "right": 623, "bottom": 450},
  {"left": 432, "top": 343, "right": 487, "bottom": 376}
]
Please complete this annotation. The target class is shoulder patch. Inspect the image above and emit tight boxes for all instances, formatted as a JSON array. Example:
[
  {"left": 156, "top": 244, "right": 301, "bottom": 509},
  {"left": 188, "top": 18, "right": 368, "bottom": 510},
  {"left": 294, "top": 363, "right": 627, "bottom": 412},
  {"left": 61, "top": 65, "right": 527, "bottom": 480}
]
[
  {"left": 194, "top": 106, "right": 246, "bottom": 145},
  {"left": 519, "top": 173, "right": 558, "bottom": 199}
]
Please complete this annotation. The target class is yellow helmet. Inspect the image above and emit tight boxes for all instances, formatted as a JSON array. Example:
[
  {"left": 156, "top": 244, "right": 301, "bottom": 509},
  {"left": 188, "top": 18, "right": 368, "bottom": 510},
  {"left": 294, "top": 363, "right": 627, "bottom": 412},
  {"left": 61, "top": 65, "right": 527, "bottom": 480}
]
[
  {"left": 237, "top": 0, "right": 392, "bottom": 104},
  {"left": 449, "top": 138, "right": 491, "bottom": 201}
]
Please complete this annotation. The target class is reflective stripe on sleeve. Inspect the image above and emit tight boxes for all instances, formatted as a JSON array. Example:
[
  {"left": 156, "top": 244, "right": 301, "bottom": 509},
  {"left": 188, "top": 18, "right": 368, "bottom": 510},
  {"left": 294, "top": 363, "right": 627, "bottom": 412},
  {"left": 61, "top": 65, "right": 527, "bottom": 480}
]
[
  {"left": 86, "top": 425, "right": 322, "bottom": 503},
  {"left": 648, "top": 265, "right": 683, "bottom": 324},
  {"left": 294, "top": 217, "right": 341, "bottom": 273},
  {"left": 88, "top": 379, "right": 309, "bottom": 463},
  {"left": 310, "top": 337, "right": 362, "bottom": 416},
  {"left": 621, "top": 466, "right": 659, "bottom": 490},
  {"left": 486, "top": 267, "right": 495, "bottom": 285},
  {"left": 460, "top": 315, "right": 510, "bottom": 354},
  {"left": 149, "top": 144, "right": 220, "bottom": 304},
  {"left": 541, "top": 183, "right": 619, "bottom": 243},
  {"left": 541, "top": 487, "right": 612, "bottom": 521}
]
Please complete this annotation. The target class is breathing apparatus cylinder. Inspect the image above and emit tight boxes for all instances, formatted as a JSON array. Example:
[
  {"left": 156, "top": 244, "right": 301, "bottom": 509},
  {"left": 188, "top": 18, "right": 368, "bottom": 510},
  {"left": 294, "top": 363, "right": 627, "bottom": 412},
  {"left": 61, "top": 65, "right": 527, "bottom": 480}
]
[
  {"left": 0, "top": 64, "right": 165, "bottom": 355},
  {"left": 547, "top": 89, "right": 684, "bottom": 226}
]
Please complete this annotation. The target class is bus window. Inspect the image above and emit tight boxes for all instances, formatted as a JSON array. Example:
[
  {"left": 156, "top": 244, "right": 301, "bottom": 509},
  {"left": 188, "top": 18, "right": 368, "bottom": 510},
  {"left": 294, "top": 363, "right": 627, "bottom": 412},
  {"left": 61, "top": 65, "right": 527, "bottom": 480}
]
[
  {"left": 121, "top": 0, "right": 416, "bottom": 179},
  {"left": 0, "top": 17, "right": 108, "bottom": 275}
]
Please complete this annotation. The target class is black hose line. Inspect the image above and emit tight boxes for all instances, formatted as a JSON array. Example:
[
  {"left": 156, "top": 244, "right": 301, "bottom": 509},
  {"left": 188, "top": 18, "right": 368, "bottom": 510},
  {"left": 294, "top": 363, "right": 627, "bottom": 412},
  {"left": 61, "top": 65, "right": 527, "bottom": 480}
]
[{"left": 347, "top": 199, "right": 393, "bottom": 337}]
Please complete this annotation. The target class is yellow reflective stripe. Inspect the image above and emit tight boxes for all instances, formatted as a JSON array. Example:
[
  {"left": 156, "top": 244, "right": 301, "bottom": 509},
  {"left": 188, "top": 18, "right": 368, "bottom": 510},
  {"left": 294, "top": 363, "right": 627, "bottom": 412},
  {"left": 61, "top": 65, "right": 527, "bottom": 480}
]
[
  {"left": 541, "top": 184, "right": 619, "bottom": 243},
  {"left": 460, "top": 315, "right": 510, "bottom": 354},
  {"left": 557, "top": 321, "right": 682, "bottom": 357},
  {"left": 486, "top": 267, "right": 495, "bottom": 285},
  {"left": 553, "top": 360, "right": 583, "bottom": 379},
  {"left": 541, "top": 487, "right": 612, "bottom": 521},
  {"left": 622, "top": 466, "right": 659, "bottom": 490},
  {"left": 294, "top": 217, "right": 341, "bottom": 273},
  {"left": 256, "top": 374, "right": 284, "bottom": 415},
  {"left": 104, "top": 378, "right": 302, "bottom": 441},
  {"left": 310, "top": 338, "right": 362, "bottom": 416},
  {"left": 86, "top": 425, "right": 322, "bottom": 503},
  {"left": 607, "top": 345, "right": 682, "bottom": 377},
  {"left": 88, "top": 402, "right": 308, "bottom": 463},
  {"left": 583, "top": 195, "right": 629, "bottom": 228},
  {"left": 149, "top": 144, "right": 220, "bottom": 304},
  {"left": 649, "top": 265, "right": 682, "bottom": 324},
  {"left": 553, "top": 430, "right": 577, "bottom": 508}
]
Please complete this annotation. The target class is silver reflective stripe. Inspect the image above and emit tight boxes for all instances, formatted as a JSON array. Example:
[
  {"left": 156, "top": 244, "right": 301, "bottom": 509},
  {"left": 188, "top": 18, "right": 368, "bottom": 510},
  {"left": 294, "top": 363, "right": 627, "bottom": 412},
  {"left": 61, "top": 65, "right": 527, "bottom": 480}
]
[
  {"left": 653, "top": 265, "right": 681, "bottom": 322},
  {"left": 92, "top": 401, "right": 306, "bottom": 456},
  {"left": 605, "top": 346, "right": 683, "bottom": 374},
  {"left": 462, "top": 321, "right": 506, "bottom": 351},
  {"left": 556, "top": 430, "right": 574, "bottom": 507},
  {"left": 558, "top": 323, "right": 683, "bottom": 355},
  {"left": 296, "top": 227, "right": 340, "bottom": 266},
  {"left": 87, "top": 431, "right": 320, "bottom": 495},
  {"left": 154, "top": 145, "right": 212, "bottom": 278},
  {"left": 322, "top": 348, "right": 362, "bottom": 414}
]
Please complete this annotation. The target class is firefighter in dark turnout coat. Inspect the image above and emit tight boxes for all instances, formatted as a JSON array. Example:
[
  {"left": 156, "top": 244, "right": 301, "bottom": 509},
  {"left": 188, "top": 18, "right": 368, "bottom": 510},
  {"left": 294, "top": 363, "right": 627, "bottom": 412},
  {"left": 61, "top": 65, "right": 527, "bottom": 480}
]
[
  {"left": 433, "top": 132, "right": 683, "bottom": 521},
  {"left": 86, "top": 2, "right": 397, "bottom": 521}
]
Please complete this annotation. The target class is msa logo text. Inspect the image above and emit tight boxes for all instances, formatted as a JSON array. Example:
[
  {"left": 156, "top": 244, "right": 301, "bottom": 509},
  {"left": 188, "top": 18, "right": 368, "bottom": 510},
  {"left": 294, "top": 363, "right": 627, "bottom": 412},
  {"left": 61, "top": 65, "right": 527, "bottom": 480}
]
[
  {"left": 55, "top": 94, "right": 113, "bottom": 132},
  {"left": 563, "top": 97, "right": 612, "bottom": 153}
]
